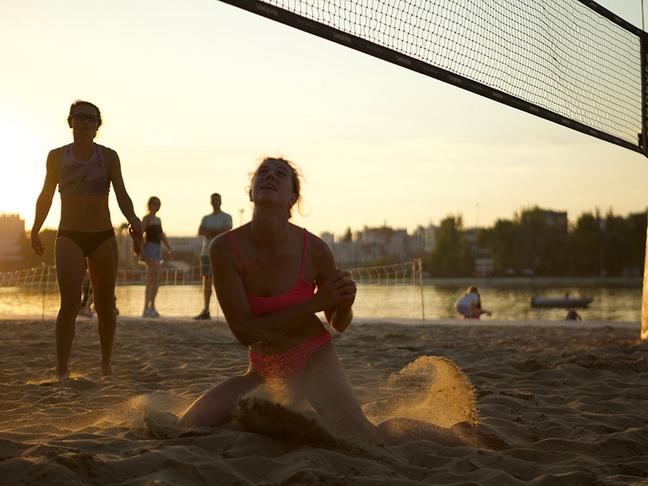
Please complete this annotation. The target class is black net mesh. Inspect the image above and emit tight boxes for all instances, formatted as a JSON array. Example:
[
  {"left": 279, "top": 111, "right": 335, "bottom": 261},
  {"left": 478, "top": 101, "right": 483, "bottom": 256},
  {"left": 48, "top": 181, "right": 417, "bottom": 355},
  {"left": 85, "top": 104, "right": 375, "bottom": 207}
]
[{"left": 228, "top": 0, "right": 643, "bottom": 149}]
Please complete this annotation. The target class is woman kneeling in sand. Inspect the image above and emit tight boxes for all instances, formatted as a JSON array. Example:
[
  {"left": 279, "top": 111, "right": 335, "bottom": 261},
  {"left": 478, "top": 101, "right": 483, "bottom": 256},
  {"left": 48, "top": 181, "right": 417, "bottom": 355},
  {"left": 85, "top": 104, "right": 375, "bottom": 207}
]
[{"left": 179, "top": 157, "right": 492, "bottom": 446}]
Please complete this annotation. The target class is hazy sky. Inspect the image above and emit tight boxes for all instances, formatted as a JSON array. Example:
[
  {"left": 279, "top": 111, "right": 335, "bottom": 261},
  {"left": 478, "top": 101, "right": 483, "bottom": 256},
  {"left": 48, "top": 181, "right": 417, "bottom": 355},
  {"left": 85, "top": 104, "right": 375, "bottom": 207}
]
[{"left": 1, "top": 0, "right": 646, "bottom": 237}]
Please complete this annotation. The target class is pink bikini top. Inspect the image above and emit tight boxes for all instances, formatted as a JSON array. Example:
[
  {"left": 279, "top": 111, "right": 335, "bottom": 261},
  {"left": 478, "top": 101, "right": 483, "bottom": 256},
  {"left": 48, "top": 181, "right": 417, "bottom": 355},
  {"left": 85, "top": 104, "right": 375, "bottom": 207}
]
[{"left": 228, "top": 228, "right": 316, "bottom": 317}]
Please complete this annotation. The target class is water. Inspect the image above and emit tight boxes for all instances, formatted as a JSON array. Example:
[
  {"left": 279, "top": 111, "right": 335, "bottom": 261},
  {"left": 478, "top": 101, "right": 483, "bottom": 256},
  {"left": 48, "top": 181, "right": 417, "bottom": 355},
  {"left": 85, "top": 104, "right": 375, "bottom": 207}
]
[{"left": 1, "top": 281, "right": 641, "bottom": 322}]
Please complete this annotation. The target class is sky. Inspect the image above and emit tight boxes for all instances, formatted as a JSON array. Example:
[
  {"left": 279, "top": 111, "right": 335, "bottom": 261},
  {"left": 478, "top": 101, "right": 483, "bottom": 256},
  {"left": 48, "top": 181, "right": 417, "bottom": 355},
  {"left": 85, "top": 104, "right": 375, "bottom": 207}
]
[{"left": 1, "top": 0, "right": 647, "bottom": 237}]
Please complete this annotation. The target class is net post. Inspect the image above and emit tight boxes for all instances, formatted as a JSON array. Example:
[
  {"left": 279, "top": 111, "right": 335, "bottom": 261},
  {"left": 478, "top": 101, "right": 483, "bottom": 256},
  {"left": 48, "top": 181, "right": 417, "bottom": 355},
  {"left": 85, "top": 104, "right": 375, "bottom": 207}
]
[
  {"left": 641, "top": 33, "right": 648, "bottom": 339},
  {"left": 641, "top": 209, "right": 648, "bottom": 340},
  {"left": 41, "top": 263, "right": 47, "bottom": 321},
  {"left": 641, "top": 31, "right": 648, "bottom": 156},
  {"left": 417, "top": 258, "right": 425, "bottom": 323}
]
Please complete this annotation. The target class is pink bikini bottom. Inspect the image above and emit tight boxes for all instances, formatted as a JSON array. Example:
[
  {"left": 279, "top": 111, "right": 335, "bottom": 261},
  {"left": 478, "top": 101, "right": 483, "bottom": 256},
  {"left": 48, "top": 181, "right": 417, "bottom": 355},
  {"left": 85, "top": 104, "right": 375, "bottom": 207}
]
[{"left": 249, "top": 330, "right": 331, "bottom": 381}]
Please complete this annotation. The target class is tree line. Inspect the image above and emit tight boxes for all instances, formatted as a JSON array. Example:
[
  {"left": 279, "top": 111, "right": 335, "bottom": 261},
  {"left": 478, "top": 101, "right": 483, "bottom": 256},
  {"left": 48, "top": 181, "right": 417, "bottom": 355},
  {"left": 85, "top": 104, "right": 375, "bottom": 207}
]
[
  {"left": 3, "top": 207, "right": 646, "bottom": 278},
  {"left": 426, "top": 207, "right": 647, "bottom": 277}
]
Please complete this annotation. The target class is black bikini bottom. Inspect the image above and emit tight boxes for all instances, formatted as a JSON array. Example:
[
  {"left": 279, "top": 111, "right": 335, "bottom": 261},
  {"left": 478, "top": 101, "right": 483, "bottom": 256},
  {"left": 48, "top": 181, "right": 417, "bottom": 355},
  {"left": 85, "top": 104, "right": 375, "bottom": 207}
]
[{"left": 57, "top": 229, "right": 115, "bottom": 257}]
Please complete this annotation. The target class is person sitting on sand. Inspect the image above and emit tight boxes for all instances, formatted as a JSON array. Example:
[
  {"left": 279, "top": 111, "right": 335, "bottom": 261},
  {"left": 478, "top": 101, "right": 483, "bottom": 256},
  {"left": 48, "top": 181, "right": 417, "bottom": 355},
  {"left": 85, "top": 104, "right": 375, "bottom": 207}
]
[
  {"left": 454, "top": 285, "right": 491, "bottom": 319},
  {"left": 31, "top": 100, "right": 142, "bottom": 380},
  {"left": 178, "top": 157, "right": 501, "bottom": 447},
  {"left": 565, "top": 308, "right": 582, "bottom": 321}
]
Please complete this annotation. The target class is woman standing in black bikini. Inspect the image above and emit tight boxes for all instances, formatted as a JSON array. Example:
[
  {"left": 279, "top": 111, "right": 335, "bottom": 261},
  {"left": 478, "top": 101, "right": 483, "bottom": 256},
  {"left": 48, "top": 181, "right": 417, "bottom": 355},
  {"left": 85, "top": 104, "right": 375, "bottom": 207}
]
[
  {"left": 140, "top": 196, "right": 173, "bottom": 318},
  {"left": 31, "top": 100, "right": 142, "bottom": 380}
]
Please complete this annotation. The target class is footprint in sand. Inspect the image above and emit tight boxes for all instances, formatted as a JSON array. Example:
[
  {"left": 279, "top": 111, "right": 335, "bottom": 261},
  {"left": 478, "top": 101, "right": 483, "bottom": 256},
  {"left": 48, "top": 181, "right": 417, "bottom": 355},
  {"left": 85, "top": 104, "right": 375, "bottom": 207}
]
[{"left": 28, "top": 373, "right": 97, "bottom": 390}]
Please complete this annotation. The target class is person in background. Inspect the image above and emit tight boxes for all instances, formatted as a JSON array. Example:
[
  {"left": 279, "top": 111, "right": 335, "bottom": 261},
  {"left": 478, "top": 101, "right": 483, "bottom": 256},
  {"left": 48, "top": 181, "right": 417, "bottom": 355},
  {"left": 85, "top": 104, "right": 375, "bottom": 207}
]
[
  {"left": 193, "top": 193, "right": 232, "bottom": 320},
  {"left": 31, "top": 100, "right": 142, "bottom": 379},
  {"left": 140, "top": 196, "right": 173, "bottom": 318},
  {"left": 454, "top": 285, "right": 491, "bottom": 319},
  {"left": 78, "top": 270, "right": 94, "bottom": 318},
  {"left": 565, "top": 308, "right": 582, "bottom": 321}
]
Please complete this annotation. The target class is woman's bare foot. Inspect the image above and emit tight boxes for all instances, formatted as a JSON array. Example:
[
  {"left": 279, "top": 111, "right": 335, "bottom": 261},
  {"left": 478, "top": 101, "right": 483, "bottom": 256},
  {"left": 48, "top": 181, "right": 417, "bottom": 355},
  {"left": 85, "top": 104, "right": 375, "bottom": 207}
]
[{"left": 56, "top": 367, "right": 70, "bottom": 381}]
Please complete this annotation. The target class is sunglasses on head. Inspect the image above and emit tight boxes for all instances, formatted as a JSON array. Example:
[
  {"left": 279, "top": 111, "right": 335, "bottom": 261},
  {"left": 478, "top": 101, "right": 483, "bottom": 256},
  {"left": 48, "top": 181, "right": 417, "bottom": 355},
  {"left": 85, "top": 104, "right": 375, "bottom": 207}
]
[{"left": 71, "top": 113, "right": 98, "bottom": 123}]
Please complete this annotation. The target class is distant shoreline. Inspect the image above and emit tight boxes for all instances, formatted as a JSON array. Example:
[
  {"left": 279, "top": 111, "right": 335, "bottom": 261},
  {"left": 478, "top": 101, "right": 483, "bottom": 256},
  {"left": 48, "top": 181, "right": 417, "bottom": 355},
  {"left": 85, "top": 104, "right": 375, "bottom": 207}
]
[{"left": 423, "top": 276, "right": 643, "bottom": 287}]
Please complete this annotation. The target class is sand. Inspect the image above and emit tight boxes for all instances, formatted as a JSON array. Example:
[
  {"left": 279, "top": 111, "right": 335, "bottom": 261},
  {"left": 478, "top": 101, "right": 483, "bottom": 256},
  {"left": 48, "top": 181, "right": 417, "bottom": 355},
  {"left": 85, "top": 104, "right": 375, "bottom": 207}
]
[{"left": 1, "top": 317, "right": 647, "bottom": 485}]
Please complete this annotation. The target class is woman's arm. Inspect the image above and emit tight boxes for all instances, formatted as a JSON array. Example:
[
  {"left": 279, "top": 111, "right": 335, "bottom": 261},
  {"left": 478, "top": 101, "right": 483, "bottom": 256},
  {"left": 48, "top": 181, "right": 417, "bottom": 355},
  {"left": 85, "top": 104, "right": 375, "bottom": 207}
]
[
  {"left": 105, "top": 148, "right": 142, "bottom": 235},
  {"left": 106, "top": 148, "right": 142, "bottom": 251},
  {"left": 205, "top": 224, "right": 232, "bottom": 239},
  {"left": 199, "top": 222, "right": 232, "bottom": 239},
  {"left": 161, "top": 229, "right": 173, "bottom": 258},
  {"left": 210, "top": 235, "right": 353, "bottom": 346},
  {"left": 313, "top": 238, "right": 356, "bottom": 332},
  {"left": 31, "top": 150, "right": 59, "bottom": 255}
]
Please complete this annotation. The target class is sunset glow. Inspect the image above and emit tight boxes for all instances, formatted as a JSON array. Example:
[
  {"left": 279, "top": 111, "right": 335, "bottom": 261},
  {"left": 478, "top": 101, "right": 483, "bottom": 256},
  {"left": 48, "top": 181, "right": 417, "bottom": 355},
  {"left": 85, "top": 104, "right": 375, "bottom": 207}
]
[{"left": 2, "top": 0, "right": 646, "bottom": 236}]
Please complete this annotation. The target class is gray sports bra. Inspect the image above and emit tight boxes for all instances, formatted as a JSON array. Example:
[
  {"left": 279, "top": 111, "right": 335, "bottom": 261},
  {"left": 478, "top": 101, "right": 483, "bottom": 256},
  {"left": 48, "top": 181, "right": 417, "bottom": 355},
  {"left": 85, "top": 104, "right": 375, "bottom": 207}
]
[{"left": 58, "top": 143, "right": 110, "bottom": 196}]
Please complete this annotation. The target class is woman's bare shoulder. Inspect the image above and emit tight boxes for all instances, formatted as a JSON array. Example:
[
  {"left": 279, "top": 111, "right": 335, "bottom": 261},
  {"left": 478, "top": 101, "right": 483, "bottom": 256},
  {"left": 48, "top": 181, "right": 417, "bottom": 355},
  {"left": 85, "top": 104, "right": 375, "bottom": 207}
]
[
  {"left": 97, "top": 144, "right": 117, "bottom": 156},
  {"left": 303, "top": 229, "right": 335, "bottom": 272},
  {"left": 305, "top": 230, "right": 331, "bottom": 254},
  {"left": 46, "top": 147, "right": 64, "bottom": 169},
  {"left": 49, "top": 146, "right": 66, "bottom": 156},
  {"left": 96, "top": 145, "right": 119, "bottom": 168},
  {"left": 210, "top": 225, "right": 243, "bottom": 258},
  {"left": 142, "top": 214, "right": 161, "bottom": 226}
]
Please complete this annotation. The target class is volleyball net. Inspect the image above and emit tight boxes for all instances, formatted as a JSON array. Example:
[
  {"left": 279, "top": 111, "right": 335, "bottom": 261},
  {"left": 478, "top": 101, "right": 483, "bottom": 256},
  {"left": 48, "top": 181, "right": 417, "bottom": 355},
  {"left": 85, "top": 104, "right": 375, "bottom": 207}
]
[
  {"left": 0, "top": 259, "right": 425, "bottom": 321},
  {"left": 218, "top": 0, "right": 648, "bottom": 154}
]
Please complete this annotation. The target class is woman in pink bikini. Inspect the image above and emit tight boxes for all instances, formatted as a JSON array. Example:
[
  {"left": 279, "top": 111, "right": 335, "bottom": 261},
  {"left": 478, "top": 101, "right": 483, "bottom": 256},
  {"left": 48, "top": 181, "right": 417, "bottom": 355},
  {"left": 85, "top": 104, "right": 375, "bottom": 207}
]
[
  {"left": 178, "top": 156, "right": 381, "bottom": 438},
  {"left": 178, "top": 157, "right": 502, "bottom": 447}
]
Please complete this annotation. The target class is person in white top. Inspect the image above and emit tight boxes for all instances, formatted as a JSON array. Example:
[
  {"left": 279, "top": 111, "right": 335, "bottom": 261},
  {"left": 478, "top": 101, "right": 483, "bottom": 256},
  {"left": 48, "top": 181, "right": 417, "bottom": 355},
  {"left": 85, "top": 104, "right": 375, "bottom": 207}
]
[
  {"left": 454, "top": 285, "right": 491, "bottom": 319},
  {"left": 194, "top": 193, "right": 232, "bottom": 320}
]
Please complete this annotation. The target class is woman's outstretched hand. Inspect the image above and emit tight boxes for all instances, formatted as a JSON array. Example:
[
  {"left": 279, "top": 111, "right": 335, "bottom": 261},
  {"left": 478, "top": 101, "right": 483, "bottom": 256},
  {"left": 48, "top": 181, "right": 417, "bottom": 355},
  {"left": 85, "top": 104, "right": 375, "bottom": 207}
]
[
  {"left": 31, "top": 232, "right": 44, "bottom": 256},
  {"left": 315, "top": 270, "right": 357, "bottom": 312},
  {"left": 128, "top": 218, "right": 143, "bottom": 256}
]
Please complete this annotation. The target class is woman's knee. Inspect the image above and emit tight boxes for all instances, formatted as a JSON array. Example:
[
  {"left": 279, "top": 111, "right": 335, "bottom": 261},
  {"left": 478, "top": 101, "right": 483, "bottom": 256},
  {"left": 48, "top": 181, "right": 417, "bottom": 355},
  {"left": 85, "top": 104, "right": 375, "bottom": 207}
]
[
  {"left": 59, "top": 298, "right": 81, "bottom": 317},
  {"left": 91, "top": 281, "right": 115, "bottom": 308},
  {"left": 94, "top": 303, "right": 115, "bottom": 318}
]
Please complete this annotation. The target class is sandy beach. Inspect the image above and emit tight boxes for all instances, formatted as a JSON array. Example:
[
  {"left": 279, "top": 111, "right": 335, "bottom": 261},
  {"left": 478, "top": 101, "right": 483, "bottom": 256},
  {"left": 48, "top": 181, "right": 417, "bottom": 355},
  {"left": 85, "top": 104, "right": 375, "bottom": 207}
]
[{"left": 1, "top": 317, "right": 647, "bottom": 485}]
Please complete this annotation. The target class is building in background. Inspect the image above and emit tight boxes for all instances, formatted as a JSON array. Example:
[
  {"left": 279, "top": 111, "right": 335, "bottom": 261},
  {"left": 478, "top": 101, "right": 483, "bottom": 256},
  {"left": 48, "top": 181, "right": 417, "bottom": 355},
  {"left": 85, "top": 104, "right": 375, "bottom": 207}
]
[
  {"left": 538, "top": 209, "right": 568, "bottom": 228},
  {"left": 324, "top": 225, "right": 421, "bottom": 266},
  {"left": 474, "top": 248, "right": 494, "bottom": 277},
  {"left": 0, "top": 214, "right": 25, "bottom": 267},
  {"left": 166, "top": 236, "right": 203, "bottom": 270},
  {"left": 412, "top": 224, "right": 438, "bottom": 254}
]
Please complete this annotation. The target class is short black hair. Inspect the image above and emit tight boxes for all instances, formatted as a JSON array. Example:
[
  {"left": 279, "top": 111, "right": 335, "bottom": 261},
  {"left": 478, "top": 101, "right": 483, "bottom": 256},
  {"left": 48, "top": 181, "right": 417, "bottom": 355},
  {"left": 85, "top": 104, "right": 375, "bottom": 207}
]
[{"left": 68, "top": 100, "right": 102, "bottom": 127}]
